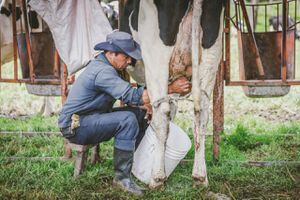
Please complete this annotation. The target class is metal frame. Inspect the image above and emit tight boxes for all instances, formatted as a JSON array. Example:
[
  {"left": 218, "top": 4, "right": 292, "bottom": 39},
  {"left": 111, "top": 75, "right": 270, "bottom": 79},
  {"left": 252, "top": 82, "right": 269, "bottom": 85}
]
[
  {"left": 224, "top": 0, "right": 300, "bottom": 86},
  {"left": 212, "top": 0, "right": 300, "bottom": 159},
  {"left": 0, "top": 0, "right": 72, "bottom": 87}
]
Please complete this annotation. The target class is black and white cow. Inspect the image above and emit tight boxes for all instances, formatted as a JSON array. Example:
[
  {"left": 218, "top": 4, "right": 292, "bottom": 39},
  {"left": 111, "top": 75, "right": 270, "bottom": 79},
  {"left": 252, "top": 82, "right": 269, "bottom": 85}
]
[
  {"left": 120, "top": 0, "right": 225, "bottom": 188},
  {"left": 101, "top": 1, "right": 119, "bottom": 29}
]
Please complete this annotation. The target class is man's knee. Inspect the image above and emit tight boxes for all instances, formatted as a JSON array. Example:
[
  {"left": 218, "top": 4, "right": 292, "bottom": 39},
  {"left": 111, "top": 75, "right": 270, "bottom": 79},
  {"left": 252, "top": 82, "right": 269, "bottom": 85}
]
[
  {"left": 121, "top": 111, "right": 139, "bottom": 128},
  {"left": 124, "top": 111, "right": 137, "bottom": 121},
  {"left": 114, "top": 111, "right": 139, "bottom": 151}
]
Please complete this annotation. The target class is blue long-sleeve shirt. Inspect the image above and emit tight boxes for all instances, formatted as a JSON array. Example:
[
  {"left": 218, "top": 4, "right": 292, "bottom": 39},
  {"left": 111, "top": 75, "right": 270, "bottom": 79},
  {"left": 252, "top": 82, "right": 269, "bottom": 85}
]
[{"left": 58, "top": 53, "right": 144, "bottom": 128}]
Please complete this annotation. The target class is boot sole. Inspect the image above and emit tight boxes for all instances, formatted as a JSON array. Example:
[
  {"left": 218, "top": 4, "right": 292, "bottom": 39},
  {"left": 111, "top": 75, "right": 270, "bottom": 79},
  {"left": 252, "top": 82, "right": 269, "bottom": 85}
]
[{"left": 113, "top": 180, "right": 144, "bottom": 196}]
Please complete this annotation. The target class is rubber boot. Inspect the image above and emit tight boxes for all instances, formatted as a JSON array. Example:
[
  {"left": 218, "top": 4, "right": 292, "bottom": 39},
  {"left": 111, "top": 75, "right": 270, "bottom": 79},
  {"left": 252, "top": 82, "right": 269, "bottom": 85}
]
[{"left": 113, "top": 147, "right": 144, "bottom": 196}]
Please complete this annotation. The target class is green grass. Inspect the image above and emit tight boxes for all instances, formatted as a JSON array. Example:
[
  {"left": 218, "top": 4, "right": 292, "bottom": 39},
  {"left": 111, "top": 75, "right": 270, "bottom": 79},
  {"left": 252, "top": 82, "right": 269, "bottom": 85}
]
[
  {"left": 0, "top": 115, "right": 59, "bottom": 132},
  {"left": 0, "top": 116, "right": 299, "bottom": 199}
]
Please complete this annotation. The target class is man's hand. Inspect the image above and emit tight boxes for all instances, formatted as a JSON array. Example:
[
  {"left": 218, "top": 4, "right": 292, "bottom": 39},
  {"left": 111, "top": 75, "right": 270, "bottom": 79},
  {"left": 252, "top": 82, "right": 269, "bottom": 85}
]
[
  {"left": 168, "top": 77, "right": 191, "bottom": 95},
  {"left": 139, "top": 103, "right": 152, "bottom": 122},
  {"left": 142, "top": 90, "right": 150, "bottom": 105}
]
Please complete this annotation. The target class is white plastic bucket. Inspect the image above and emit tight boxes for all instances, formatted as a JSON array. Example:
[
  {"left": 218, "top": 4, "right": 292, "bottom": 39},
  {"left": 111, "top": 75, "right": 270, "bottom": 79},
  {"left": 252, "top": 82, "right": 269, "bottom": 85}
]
[{"left": 132, "top": 122, "right": 191, "bottom": 184}]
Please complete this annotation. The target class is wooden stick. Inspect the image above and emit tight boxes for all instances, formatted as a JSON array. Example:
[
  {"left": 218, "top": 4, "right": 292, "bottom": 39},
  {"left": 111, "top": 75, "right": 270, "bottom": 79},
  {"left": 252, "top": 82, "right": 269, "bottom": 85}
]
[
  {"left": 21, "top": 0, "right": 35, "bottom": 82},
  {"left": 239, "top": 0, "right": 265, "bottom": 78},
  {"left": 224, "top": 182, "right": 236, "bottom": 200},
  {"left": 285, "top": 166, "right": 296, "bottom": 182}
]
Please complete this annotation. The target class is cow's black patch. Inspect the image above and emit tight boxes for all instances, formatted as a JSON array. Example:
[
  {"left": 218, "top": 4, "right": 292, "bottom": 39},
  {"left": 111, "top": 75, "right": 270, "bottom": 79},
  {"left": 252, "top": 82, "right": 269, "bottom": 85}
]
[
  {"left": 201, "top": 0, "right": 225, "bottom": 49},
  {"left": 154, "top": 0, "right": 189, "bottom": 46},
  {"left": 8, "top": 3, "right": 22, "bottom": 21},
  {"left": 28, "top": 10, "right": 39, "bottom": 29},
  {"left": 119, "top": 0, "right": 140, "bottom": 34},
  {"left": 0, "top": 6, "right": 11, "bottom": 17}
]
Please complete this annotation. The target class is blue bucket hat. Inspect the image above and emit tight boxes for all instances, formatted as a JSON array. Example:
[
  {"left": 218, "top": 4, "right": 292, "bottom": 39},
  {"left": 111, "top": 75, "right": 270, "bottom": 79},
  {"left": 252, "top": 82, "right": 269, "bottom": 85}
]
[{"left": 94, "top": 31, "right": 142, "bottom": 60}]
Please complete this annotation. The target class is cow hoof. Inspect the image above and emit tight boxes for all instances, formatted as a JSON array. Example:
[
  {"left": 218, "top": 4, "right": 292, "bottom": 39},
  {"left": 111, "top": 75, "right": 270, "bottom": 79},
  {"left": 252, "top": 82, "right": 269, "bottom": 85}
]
[
  {"left": 149, "top": 178, "right": 165, "bottom": 189},
  {"left": 192, "top": 175, "right": 208, "bottom": 188}
]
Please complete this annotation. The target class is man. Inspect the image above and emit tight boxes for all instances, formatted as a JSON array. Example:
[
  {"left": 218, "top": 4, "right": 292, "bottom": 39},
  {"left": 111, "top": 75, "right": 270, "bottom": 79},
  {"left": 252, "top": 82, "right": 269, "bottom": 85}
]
[{"left": 58, "top": 31, "right": 191, "bottom": 195}]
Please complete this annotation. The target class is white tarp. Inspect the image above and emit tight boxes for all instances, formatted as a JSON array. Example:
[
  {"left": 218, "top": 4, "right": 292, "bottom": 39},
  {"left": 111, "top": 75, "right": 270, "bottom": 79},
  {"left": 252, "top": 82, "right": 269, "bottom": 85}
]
[{"left": 28, "top": 0, "right": 113, "bottom": 75}]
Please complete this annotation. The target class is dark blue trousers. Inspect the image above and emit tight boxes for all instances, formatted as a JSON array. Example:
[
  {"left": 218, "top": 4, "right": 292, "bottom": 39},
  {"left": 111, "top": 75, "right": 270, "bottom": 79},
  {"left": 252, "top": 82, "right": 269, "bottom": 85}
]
[{"left": 68, "top": 107, "right": 148, "bottom": 151}]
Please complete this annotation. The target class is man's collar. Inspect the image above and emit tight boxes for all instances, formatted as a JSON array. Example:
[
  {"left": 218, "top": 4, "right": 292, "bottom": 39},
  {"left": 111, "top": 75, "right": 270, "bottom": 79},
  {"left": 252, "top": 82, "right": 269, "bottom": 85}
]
[{"left": 95, "top": 52, "right": 111, "bottom": 65}]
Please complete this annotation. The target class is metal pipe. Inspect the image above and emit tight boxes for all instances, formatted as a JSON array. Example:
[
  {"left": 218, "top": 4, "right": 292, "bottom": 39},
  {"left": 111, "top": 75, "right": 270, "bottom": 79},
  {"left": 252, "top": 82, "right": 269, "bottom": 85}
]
[
  {"left": 294, "top": 0, "right": 299, "bottom": 76},
  {"left": 225, "top": 0, "right": 231, "bottom": 82},
  {"left": 0, "top": 78, "right": 63, "bottom": 84},
  {"left": 12, "top": 0, "right": 18, "bottom": 80},
  {"left": 239, "top": 0, "right": 265, "bottom": 77},
  {"left": 277, "top": 4, "right": 279, "bottom": 31},
  {"left": 226, "top": 79, "right": 300, "bottom": 86},
  {"left": 213, "top": 61, "right": 224, "bottom": 161},
  {"left": 60, "top": 62, "right": 72, "bottom": 159},
  {"left": 282, "top": 0, "right": 288, "bottom": 82},
  {"left": 265, "top": 5, "right": 268, "bottom": 32},
  {"left": 243, "top": 0, "right": 294, "bottom": 6},
  {"left": 252, "top": 5, "right": 255, "bottom": 31},
  {"left": 21, "top": 0, "right": 35, "bottom": 82},
  {"left": 0, "top": 19, "right": 2, "bottom": 79}
]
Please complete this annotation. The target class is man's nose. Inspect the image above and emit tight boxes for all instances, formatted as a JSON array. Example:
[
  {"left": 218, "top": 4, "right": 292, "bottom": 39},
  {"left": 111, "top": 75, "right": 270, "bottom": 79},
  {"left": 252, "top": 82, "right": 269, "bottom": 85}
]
[{"left": 127, "top": 57, "right": 132, "bottom": 64}]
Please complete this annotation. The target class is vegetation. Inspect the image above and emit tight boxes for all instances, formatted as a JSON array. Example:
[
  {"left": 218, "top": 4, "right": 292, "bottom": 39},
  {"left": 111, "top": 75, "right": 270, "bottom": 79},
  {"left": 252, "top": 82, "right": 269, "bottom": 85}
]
[{"left": 0, "top": 115, "right": 299, "bottom": 199}]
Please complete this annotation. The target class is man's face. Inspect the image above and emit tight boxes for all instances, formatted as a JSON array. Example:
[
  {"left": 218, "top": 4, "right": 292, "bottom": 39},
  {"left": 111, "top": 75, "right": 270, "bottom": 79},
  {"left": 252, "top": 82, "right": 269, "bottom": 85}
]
[{"left": 112, "top": 53, "right": 132, "bottom": 71}]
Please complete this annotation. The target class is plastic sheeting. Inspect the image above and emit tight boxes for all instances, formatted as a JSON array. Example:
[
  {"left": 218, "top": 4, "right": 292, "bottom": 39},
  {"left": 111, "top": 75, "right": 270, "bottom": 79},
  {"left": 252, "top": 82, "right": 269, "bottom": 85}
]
[{"left": 28, "top": 0, "right": 113, "bottom": 75}]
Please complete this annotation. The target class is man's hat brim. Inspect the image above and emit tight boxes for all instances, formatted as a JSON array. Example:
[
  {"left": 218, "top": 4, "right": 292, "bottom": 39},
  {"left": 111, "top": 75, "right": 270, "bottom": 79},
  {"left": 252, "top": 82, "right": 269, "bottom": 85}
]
[{"left": 94, "top": 41, "right": 142, "bottom": 60}]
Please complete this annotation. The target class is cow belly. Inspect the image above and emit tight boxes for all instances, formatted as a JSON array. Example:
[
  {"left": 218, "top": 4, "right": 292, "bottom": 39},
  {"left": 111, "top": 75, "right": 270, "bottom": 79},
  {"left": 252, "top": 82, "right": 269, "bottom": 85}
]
[{"left": 169, "top": 4, "right": 193, "bottom": 82}]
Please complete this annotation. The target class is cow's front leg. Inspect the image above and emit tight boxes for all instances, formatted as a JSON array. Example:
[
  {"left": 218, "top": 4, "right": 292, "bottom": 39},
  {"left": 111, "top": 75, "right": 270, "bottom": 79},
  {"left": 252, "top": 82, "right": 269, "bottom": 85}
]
[
  {"left": 149, "top": 101, "right": 170, "bottom": 188},
  {"left": 136, "top": 0, "right": 175, "bottom": 188}
]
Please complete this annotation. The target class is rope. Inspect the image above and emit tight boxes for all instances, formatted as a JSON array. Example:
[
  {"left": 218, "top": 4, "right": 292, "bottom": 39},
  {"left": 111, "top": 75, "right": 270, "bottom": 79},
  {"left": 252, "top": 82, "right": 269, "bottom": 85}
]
[{"left": 151, "top": 93, "right": 193, "bottom": 109}]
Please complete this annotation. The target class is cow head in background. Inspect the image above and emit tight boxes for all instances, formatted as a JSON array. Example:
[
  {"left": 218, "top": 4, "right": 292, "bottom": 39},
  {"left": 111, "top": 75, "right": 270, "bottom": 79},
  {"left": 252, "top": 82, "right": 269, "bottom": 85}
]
[
  {"left": 101, "top": 1, "right": 119, "bottom": 29},
  {"left": 269, "top": 15, "right": 300, "bottom": 40}
]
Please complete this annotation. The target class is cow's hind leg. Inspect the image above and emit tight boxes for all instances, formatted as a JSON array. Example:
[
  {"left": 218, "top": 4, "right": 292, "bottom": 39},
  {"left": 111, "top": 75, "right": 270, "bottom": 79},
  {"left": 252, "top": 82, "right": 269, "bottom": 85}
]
[
  {"left": 192, "top": 0, "right": 224, "bottom": 186},
  {"left": 192, "top": 50, "right": 222, "bottom": 186}
]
